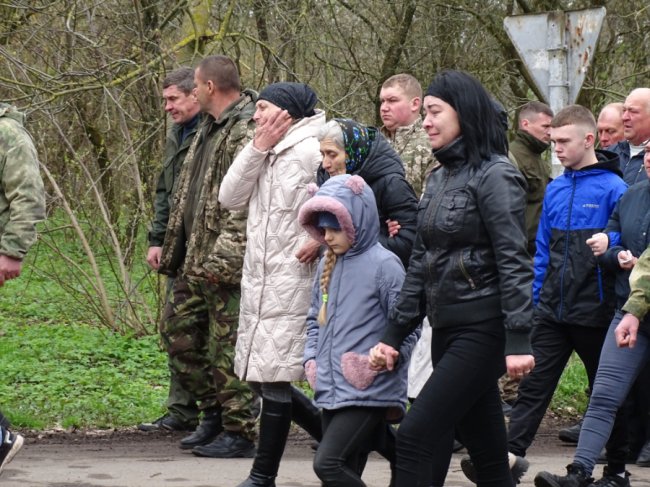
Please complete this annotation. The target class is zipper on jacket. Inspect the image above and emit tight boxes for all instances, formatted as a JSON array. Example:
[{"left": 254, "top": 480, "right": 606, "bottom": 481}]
[
  {"left": 596, "top": 264, "right": 604, "bottom": 303},
  {"left": 558, "top": 174, "right": 577, "bottom": 320},
  {"left": 458, "top": 254, "right": 476, "bottom": 289}
]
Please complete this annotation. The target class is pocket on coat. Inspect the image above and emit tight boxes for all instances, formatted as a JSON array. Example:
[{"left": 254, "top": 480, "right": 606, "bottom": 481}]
[{"left": 341, "top": 352, "right": 378, "bottom": 390}]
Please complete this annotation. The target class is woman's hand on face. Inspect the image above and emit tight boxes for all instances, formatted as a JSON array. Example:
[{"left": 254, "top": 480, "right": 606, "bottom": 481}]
[
  {"left": 386, "top": 219, "right": 401, "bottom": 238},
  {"left": 369, "top": 342, "right": 399, "bottom": 371},
  {"left": 253, "top": 109, "right": 293, "bottom": 152},
  {"left": 506, "top": 354, "right": 535, "bottom": 381},
  {"left": 617, "top": 250, "right": 638, "bottom": 270}
]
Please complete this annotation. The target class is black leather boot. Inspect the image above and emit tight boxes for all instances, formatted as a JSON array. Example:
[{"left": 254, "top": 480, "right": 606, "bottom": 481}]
[
  {"left": 290, "top": 385, "right": 322, "bottom": 441},
  {"left": 236, "top": 399, "right": 292, "bottom": 487},
  {"left": 179, "top": 408, "right": 222, "bottom": 450}
]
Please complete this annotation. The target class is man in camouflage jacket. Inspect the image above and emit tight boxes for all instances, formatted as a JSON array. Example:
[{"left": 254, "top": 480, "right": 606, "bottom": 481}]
[
  {"left": 622, "top": 247, "right": 650, "bottom": 324},
  {"left": 379, "top": 73, "right": 437, "bottom": 198},
  {"left": 0, "top": 103, "right": 45, "bottom": 286},
  {"left": 138, "top": 68, "right": 202, "bottom": 434},
  {"left": 0, "top": 102, "right": 46, "bottom": 470},
  {"left": 157, "top": 56, "right": 258, "bottom": 458}
]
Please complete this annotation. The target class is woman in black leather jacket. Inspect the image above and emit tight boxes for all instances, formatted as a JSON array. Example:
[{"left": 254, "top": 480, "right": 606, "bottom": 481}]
[{"left": 370, "top": 70, "right": 535, "bottom": 487}]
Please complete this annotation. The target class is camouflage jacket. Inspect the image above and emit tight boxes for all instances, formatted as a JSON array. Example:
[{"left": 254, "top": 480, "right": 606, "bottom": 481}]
[
  {"left": 623, "top": 247, "right": 650, "bottom": 320},
  {"left": 158, "top": 91, "right": 256, "bottom": 284},
  {"left": 0, "top": 103, "right": 46, "bottom": 259},
  {"left": 381, "top": 118, "right": 437, "bottom": 198},
  {"left": 148, "top": 115, "right": 199, "bottom": 247}
]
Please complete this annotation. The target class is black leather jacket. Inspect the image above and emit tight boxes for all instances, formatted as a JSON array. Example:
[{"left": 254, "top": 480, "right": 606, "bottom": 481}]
[{"left": 382, "top": 137, "right": 534, "bottom": 355}]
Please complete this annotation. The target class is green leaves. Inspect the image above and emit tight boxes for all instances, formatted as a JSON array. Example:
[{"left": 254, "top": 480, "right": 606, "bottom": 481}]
[{"left": 0, "top": 321, "right": 168, "bottom": 429}]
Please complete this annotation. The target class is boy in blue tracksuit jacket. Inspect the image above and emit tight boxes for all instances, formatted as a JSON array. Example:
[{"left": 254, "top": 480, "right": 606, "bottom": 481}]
[{"left": 505, "top": 106, "right": 628, "bottom": 480}]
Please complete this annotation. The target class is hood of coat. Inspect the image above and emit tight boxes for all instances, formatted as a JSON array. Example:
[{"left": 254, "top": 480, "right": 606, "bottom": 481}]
[
  {"left": 0, "top": 103, "right": 26, "bottom": 126},
  {"left": 564, "top": 149, "right": 623, "bottom": 179},
  {"left": 270, "top": 109, "right": 326, "bottom": 156},
  {"left": 299, "top": 174, "right": 379, "bottom": 257}
]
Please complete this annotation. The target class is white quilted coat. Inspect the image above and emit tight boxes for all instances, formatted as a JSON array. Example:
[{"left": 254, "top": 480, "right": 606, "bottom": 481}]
[{"left": 219, "top": 110, "right": 325, "bottom": 382}]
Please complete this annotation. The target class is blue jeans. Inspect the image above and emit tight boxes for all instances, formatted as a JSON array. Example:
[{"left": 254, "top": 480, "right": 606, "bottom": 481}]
[{"left": 575, "top": 310, "right": 650, "bottom": 474}]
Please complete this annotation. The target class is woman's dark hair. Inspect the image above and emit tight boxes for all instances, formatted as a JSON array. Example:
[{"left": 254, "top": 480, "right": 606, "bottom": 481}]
[{"left": 425, "top": 70, "right": 508, "bottom": 166}]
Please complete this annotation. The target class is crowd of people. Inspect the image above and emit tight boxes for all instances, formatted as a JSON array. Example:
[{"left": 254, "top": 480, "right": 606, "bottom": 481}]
[{"left": 2, "top": 54, "right": 650, "bottom": 487}]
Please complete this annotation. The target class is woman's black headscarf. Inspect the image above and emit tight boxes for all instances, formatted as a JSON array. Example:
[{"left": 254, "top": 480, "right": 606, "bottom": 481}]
[{"left": 258, "top": 82, "right": 318, "bottom": 120}]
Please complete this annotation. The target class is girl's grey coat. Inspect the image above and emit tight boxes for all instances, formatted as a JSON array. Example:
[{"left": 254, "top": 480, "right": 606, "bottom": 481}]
[{"left": 299, "top": 175, "right": 418, "bottom": 419}]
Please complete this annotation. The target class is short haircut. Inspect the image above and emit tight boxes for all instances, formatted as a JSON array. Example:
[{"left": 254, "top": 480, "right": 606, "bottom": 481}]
[
  {"left": 381, "top": 73, "right": 423, "bottom": 101},
  {"left": 599, "top": 102, "right": 624, "bottom": 117},
  {"left": 163, "top": 67, "right": 196, "bottom": 95},
  {"left": 197, "top": 55, "right": 241, "bottom": 93},
  {"left": 518, "top": 101, "right": 553, "bottom": 126},
  {"left": 551, "top": 105, "right": 596, "bottom": 132}
]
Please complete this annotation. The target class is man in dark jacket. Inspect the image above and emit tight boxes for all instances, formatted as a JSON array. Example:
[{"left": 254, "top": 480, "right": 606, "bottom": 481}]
[
  {"left": 609, "top": 88, "right": 650, "bottom": 186},
  {"left": 138, "top": 68, "right": 201, "bottom": 433},
  {"left": 462, "top": 105, "right": 629, "bottom": 486},
  {"left": 509, "top": 101, "right": 553, "bottom": 257}
]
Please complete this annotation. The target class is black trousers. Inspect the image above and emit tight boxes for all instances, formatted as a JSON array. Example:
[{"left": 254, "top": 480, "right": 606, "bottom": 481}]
[
  {"left": 314, "top": 406, "right": 387, "bottom": 487},
  {"left": 508, "top": 316, "right": 628, "bottom": 467},
  {"left": 395, "top": 318, "right": 513, "bottom": 487}
]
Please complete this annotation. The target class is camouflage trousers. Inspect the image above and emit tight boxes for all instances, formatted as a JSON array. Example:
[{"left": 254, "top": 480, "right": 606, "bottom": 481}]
[
  {"left": 499, "top": 373, "right": 520, "bottom": 405},
  {"left": 160, "top": 276, "right": 256, "bottom": 440}
]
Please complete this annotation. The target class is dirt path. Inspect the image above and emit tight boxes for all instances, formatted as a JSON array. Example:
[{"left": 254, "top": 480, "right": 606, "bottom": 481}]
[{"left": 4, "top": 419, "right": 650, "bottom": 486}]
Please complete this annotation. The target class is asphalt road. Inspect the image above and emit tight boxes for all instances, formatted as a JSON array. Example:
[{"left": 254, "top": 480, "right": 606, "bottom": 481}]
[{"left": 4, "top": 427, "right": 650, "bottom": 486}]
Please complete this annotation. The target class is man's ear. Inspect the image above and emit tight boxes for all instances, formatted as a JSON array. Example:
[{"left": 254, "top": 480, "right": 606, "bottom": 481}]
[
  {"left": 520, "top": 118, "right": 530, "bottom": 130},
  {"left": 585, "top": 132, "right": 596, "bottom": 148},
  {"left": 411, "top": 96, "right": 421, "bottom": 114}
]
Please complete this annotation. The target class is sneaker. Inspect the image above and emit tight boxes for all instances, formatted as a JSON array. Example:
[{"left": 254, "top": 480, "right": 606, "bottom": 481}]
[
  {"left": 559, "top": 420, "right": 582, "bottom": 444},
  {"left": 535, "top": 463, "right": 593, "bottom": 487},
  {"left": 460, "top": 452, "right": 529, "bottom": 484},
  {"left": 0, "top": 429, "right": 24, "bottom": 475},
  {"left": 137, "top": 414, "right": 197, "bottom": 432},
  {"left": 590, "top": 467, "right": 630, "bottom": 487},
  {"left": 192, "top": 431, "right": 256, "bottom": 458}
]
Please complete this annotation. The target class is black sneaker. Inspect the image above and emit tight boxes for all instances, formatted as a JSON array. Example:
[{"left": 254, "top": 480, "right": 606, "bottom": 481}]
[
  {"left": 138, "top": 414, "right": 197, "bottom": 432},
  {"left": 460, "top": 452, "right": 529, "bottom": 484},
  {"left": 0, "top": 429, "right": 24, "bottom": 475},
  {"left": 535, "top": 463, "right": 593, "bottom": 487},
  {"left": 192, "top": 431, "right": 256, "bottom": 458},
  {"left": 590, "top": 467, "right": 630, "bottom": 487},
  {"left": 558, "top": 420, "right": 582, "bottom": 444}
]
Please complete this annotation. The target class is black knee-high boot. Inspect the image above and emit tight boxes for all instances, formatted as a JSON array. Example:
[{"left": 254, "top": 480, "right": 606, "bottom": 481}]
[
  {"left": 237, "top": 399, "right": 292, "bottom": 487},
  {"left": 290, "top": 385, "right": 322, "bottom": 441}
]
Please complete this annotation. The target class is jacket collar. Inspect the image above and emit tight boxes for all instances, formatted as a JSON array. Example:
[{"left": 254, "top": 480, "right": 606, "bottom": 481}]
[
  {"left": 433, "top": 136, "right": 466, "bottom": 169},
  {"left": 514, "top": 130, "right": 550, "bottom": 154}
]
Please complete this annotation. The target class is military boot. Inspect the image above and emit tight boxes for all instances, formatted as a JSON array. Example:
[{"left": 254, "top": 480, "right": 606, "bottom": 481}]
[{"left": 179, "top": 408, "right": 222, "bottom": 450}]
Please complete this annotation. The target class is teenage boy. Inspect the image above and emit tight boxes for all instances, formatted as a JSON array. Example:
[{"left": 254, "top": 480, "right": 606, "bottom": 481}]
[{"left": 461, "top": 105, "right": 628, "bottom": 485}]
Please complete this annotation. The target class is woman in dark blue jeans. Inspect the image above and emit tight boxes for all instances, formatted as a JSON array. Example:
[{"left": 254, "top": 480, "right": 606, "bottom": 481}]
[
  {"left": 535, "top": 142, "right": 650, "bottom": 487},
  {"left": 370, "top": 70, "right": 535, "bottom": 487}
]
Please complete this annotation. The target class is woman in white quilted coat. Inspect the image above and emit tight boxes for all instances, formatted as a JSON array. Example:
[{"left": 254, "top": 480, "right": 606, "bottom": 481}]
[{"left": 218, "top": 82, "right": 325, "bottom": 487}]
